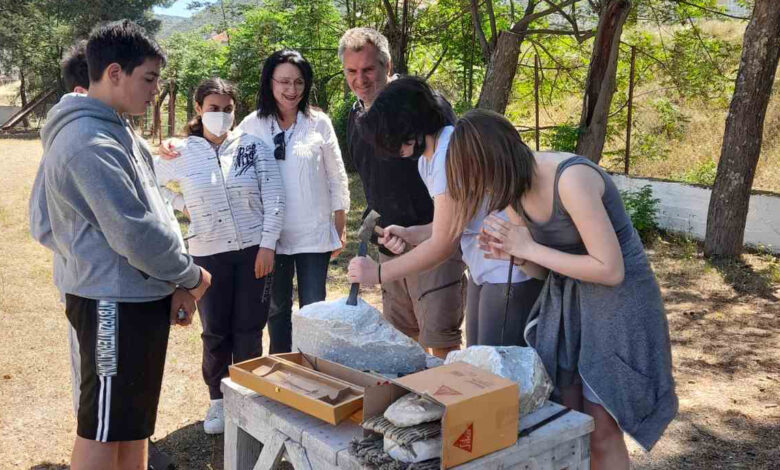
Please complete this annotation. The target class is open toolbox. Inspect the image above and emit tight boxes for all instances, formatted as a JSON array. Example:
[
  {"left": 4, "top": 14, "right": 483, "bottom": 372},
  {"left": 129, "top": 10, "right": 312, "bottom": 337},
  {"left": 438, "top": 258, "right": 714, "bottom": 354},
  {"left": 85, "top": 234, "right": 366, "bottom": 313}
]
[{"left": 229, "top": 352, "right": 397, "bottom": 425}]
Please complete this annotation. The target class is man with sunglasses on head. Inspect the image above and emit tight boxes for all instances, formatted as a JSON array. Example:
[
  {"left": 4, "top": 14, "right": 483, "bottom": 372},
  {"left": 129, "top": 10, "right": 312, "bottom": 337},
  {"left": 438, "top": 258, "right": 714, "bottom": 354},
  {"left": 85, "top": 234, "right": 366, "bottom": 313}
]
[{"left": 338, "top": 28, "right": 465, "bottom": 359}]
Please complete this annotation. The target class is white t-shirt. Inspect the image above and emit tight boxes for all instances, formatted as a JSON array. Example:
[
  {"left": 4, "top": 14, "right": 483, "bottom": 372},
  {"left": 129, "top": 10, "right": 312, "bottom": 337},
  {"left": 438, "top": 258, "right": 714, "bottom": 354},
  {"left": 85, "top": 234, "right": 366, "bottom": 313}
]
[
  {"left": 238, "top": 110, "right": 350, "bottom": 255},
  {"left": 417, "top": 125, "right": 529, "bottom": 285}
]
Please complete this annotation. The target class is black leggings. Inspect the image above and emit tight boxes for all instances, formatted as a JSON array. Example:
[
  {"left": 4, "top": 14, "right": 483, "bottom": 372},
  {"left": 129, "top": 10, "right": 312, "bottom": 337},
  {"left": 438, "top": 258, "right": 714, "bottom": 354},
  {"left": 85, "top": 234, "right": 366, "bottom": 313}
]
[
  {"left": 193, "top": 246, "right": 272, "bottom": 399},
  {"left": 465, "top": 277, "right": 544, "bottom": 347}
]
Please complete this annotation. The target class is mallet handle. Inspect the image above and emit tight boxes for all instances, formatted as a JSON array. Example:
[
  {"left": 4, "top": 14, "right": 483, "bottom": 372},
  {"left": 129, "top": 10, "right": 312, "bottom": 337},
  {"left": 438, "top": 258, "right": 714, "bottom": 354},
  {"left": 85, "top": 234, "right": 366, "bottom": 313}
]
[{"left": 346, "top": 241, "right": 368, "bottom": 305}]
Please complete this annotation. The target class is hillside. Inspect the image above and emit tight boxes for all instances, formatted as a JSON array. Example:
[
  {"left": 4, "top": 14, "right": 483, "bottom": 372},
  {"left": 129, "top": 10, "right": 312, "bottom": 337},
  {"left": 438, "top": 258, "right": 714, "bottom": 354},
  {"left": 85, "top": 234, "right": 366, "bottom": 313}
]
[{"left": 154, "top": 0, "right": 264, "bottom": 38}]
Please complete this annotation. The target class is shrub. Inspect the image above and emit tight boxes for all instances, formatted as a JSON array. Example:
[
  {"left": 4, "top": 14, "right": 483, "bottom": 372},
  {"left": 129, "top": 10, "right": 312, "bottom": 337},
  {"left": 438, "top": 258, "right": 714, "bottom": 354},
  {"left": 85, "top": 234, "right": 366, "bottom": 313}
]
[
  {"left": 679, "top": 158, "right": 717, "bottom": 186},
  {"left": 620, "top": 184, "right": 660, "bottom": 240},
  {"left": 544, "top": 124, "right": 580, "bottom": 152},
  {"left": 329, "top": 97, "right": 356, "bottom": 173}
]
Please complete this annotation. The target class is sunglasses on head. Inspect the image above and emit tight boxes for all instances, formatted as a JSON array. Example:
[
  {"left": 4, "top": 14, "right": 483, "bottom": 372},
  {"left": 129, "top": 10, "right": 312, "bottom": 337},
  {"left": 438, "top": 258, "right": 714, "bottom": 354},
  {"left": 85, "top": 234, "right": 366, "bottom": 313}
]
[{"left": 273, "top": 132, "right": 285, "bottom": 160}]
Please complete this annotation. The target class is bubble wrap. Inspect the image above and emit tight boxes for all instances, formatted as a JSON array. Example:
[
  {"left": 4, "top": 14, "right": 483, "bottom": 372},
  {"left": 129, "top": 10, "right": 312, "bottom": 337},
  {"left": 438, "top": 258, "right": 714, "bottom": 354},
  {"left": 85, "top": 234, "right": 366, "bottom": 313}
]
[
  {"left": 292, "top": 297, "right": 427, "bottom": 375},
  {"left": 445, "top": 346, "right": 553, "bottom": 416}
]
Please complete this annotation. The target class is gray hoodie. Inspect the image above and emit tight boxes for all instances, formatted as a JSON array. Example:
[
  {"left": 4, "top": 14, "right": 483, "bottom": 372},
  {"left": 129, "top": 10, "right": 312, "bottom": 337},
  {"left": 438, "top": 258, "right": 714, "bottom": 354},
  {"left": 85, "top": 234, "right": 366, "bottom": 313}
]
[{"left": 29, "top": 94, "right": 200, "bottom": 302}]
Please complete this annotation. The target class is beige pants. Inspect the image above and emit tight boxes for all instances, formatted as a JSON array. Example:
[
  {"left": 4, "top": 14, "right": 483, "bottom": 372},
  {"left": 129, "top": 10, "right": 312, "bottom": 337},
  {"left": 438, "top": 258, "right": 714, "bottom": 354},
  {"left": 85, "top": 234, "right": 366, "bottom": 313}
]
[{"left": 379, "top": 250, "right": 466, "bottom": 348}]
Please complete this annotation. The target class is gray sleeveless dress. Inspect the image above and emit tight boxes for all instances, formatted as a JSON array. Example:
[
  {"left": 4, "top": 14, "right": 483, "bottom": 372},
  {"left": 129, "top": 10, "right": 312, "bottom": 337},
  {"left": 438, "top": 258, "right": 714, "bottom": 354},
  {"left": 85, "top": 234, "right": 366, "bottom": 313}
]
[{"left": 523, "top": 155, "right": 677, "bottom": 450}]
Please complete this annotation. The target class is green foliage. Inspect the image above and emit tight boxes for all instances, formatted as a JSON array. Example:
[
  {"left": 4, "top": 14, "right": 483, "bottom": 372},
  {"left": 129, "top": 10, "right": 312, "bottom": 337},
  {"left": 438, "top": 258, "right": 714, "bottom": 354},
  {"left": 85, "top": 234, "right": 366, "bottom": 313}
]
[
  {"left": 330, "top": 96, "right": 356, "bottom": 172},
  {"left": 544, "top": 124, "right": 580, "bottom": 152},
  {"left": 679, "top": 158, "right": 718, "bottom": 186},
  {"left": 225, "top": 0, "right": 345, "bottom": 117},
  {"left": 620, "top": 185, "right": 660, "bottom": 239},
  {"left": 665, "top": 27, "right": 739, "bottom": 103},
  {"left": 162, "top": 30, "right": 229, "bottom": 128},
  {"left": 0, "top": 0, "right": 169, "bottom": 103}
]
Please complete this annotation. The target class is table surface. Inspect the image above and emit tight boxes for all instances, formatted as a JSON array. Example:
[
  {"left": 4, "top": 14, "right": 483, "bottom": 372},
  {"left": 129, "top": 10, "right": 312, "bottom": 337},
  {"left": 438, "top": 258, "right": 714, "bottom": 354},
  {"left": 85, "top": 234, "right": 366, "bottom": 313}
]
[{"left": 222, "top": 377, "right": 594, "bottom": 469}]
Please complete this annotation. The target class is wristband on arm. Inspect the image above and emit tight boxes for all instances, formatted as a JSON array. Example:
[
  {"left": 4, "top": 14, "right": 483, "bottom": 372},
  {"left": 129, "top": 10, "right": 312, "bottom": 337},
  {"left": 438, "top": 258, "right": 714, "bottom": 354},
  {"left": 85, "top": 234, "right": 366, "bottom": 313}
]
[{"left": 184, "top": 268, "right": 202, "bottom": 290}]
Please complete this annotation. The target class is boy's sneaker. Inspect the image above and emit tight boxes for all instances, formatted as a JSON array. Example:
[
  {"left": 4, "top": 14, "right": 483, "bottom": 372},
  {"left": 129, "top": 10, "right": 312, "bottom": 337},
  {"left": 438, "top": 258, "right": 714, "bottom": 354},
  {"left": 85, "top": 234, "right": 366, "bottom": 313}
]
[{"left": 203, "top": 399, "right": 224, "bottom": 435}]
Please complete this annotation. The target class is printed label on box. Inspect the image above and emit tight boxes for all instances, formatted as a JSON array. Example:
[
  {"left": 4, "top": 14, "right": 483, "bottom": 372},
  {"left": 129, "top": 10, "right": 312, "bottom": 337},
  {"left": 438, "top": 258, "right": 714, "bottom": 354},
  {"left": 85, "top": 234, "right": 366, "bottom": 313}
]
[
  {"left": 453, "top": 423, "right": 474, "bottom": 453},
  {"left": 434, "top": 384, "right": 462, "bottom": 396}
]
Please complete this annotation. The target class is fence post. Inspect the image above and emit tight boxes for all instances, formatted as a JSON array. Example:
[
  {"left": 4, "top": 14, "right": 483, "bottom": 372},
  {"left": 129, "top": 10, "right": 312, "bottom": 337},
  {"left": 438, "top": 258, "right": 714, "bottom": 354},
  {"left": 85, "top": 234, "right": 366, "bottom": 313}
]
[
  {"left": 534, "top": 54, "right": 540, "bottom": 151},
  {"left": 625, "top": 45, "right": 636, "bottom": 175}
]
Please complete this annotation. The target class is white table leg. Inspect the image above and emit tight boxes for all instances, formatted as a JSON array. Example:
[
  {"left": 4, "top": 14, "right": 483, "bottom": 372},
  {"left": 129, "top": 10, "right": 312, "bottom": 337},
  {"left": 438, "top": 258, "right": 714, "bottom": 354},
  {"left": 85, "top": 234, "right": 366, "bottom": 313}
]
[
  {"left": 253, "top": 430, "right": 287, "bottom": 470},
  {"left": 224, "top": 414, "right": 264, "bottom": 470}
]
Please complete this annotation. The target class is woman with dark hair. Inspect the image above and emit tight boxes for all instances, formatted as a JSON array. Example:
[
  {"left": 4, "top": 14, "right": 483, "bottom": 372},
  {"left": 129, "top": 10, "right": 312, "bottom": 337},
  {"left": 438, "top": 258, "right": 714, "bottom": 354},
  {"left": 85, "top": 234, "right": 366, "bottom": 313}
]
[
  {"left": 348, "top": 77, "right": 543, "bottom": 355},
  {"left": 155, "top": 77, "right": 285, "bottom": 435},
  {"left": 237, "top": 49, "right": 350, "bottom": 354},
  {"left": 444, "top": 109, "right": 677, "bottom": 469}
]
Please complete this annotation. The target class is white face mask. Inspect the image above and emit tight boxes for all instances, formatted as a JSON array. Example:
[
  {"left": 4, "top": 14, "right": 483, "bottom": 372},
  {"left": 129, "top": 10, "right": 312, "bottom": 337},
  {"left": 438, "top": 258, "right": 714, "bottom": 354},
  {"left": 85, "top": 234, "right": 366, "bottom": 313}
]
[{"left": 201, "top": 111, "right": 234, "bottom": 137}]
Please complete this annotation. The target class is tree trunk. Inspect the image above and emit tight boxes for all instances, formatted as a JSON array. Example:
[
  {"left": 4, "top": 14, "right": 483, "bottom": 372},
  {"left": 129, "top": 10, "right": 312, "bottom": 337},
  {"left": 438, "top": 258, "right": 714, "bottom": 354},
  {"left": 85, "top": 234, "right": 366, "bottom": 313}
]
[
  {"left": 316, "top": 78, "right": 329, "bottom": 112},
  {"left": 168, "top": 81, "right": 177, "bottom": 137},
  {"left": 704, "top": 1, "right": 780, "bottom": 258},
  {"left": 476, "top": 32, "right": 521, "bottom": 114},
  {"left": 19, "top": 69, "right": 30, "bottom": 128},
  {"left": 467, "top": 25, "right": 475, "bottom": 105},
  {"left": 382, "top": 0, "right": 408, "bottom": 74},
  {"left": 186, "top": 87, "right": 195, "bottom": 122},
  {"left": 574, "top": 0, "right": 631, "bottom": 163}
]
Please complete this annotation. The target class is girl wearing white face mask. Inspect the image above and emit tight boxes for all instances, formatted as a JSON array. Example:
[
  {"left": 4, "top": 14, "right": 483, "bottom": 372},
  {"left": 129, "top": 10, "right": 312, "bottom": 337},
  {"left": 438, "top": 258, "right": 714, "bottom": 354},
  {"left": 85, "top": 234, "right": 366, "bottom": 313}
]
[{"left": 155, "top": 78, "right": 285, "bottom": 435}]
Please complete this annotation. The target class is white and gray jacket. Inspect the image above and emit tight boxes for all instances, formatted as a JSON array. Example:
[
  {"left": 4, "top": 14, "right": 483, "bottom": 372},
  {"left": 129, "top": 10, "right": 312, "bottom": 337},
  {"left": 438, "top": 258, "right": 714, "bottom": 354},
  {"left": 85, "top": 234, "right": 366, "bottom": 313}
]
[
  {"left": 238, "top": 109, "right": 350, "bottom": 255},
  {"left": 155, "top": 131, "right": 285, "bottom": 257}
]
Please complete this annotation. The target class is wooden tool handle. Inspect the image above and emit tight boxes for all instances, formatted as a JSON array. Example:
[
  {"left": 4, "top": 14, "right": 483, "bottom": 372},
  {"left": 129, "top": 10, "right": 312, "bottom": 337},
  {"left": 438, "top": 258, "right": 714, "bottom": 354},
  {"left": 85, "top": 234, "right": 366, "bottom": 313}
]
[{"left": 346, "top": 241, "right": 368, "bottom": 306}]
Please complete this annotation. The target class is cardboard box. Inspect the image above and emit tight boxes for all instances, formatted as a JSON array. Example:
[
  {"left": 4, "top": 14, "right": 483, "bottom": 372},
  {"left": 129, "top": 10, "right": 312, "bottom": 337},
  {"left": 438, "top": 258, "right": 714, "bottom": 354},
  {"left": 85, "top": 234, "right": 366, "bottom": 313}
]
[
  {"left": 229, "top": 353, "right": 398, "bottom": 425},
  {"left": 231, "top": 355, "right": 518, "bottom": 468},
  {"left": 367, "top": 362, "right": 519, "bottom": 469}
]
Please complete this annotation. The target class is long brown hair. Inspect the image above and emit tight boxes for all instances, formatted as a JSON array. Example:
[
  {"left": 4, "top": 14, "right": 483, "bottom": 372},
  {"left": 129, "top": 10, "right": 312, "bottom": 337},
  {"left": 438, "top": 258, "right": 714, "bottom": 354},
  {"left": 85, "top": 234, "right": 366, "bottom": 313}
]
[
  {"left": 445, "top": 109, "right": 536, "bottom": 233},
  {"left": 186, "top": 77, "right": 237, "bottom": 137}
]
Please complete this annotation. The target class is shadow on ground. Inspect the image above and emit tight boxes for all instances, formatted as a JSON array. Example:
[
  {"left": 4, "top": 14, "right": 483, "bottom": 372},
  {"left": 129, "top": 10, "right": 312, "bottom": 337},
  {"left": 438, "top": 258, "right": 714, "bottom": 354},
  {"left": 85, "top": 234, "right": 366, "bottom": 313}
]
[
  {"left": 708, "top": 255, "right": 779, "bottom": 301},
  {"left": 153, "top": 422, "right": 224, "bottom": 470},
  {"left": 635, "top": 407, "right": 780, "bottom": 469},
  {"left": 0, "top": 130, "right": 41, "bottom": 140}
]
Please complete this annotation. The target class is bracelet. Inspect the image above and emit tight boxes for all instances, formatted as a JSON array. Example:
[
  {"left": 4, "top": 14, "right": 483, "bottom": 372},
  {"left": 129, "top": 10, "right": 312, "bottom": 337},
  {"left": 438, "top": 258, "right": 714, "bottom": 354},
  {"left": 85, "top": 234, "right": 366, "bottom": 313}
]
[
  {"left": 187, "top": 268, "right": 203, "bottom": 290},
  {"left": 377, "top": 263, "right": 382, "bottom": 284}
]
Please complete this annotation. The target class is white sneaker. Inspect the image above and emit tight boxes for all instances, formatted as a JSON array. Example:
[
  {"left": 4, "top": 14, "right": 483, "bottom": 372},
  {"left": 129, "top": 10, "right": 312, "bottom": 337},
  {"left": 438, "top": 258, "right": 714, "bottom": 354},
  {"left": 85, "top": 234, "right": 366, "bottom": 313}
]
[{"left": 203, "top": 399, "right": 224, "bottom": 435}]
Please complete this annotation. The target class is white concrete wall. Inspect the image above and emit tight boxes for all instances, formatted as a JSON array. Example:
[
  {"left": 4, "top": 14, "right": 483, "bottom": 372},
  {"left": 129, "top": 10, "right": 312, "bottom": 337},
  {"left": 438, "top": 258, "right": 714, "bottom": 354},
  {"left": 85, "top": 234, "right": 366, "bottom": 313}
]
[
  {"left": 0, "top": 105, "right": 21, "bottom": 126},
  {"left": 611, "top": 174, "right": 780, "bottom": 254}
]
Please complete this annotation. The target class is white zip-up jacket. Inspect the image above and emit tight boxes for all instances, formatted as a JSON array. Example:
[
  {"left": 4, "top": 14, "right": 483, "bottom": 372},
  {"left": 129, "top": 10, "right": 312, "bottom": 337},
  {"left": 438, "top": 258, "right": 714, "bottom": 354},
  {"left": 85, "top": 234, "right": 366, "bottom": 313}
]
[
  {"left": 155, "top": 130, "right": 285, "bottom": 257},
  {"left": 238, "top": 109, "right": 350, "bottom": 255}
]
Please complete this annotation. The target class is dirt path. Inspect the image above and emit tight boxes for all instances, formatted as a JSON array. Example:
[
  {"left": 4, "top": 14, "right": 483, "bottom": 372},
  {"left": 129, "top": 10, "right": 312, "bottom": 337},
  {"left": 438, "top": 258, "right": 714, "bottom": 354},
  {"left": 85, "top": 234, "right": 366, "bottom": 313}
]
[{"left": 1, "top": 138, "right": 778, "bottom": 469}]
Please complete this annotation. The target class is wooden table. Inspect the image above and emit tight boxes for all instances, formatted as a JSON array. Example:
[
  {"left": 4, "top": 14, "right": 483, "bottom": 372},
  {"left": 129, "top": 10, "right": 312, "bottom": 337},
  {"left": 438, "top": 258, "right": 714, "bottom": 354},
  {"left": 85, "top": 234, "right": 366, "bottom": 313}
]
[{"left": 222, "top": 377, "right": 594, "bottom": 470}]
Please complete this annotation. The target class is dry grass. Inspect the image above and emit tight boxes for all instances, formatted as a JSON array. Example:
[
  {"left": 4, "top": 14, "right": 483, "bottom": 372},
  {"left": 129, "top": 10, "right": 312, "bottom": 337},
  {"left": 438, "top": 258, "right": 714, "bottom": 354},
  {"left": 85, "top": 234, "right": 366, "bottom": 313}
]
[
  {"left": 2, "top": 138, "right": 779, "bottom": 469},
  {"left": 0, "top": 138, "right": 378, "bottom": 469},
  {"left": 511, "top": 20, "right": 780, "bottom": 194},
  {"left": 0, "top": 81, "right": 20, "bottom": 106}
]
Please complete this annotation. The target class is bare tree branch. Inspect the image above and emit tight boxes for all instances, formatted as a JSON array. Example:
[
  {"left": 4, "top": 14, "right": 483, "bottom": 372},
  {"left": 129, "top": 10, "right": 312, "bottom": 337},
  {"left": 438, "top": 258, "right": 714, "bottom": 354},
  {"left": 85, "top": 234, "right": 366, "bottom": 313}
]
[
  {"left": 470, "top": 0, "right": 493, "bottom": 61},
  {"left": 485, "top": 0, "right": 498, "bottom": 49},
  {"left": 529, "top": 38, "right": 582, "bottom": 84},
  {"left": 424, "top": 45, "right": 449, "bottom": 79},
  {"left": 525, "top": 28, "right": 596, "bottom": 38},
  {"left": 673, "top": 0, "right": 750, "bottom": 20},
  {"left": 511, "top": 0, "right": 579, "bottom": 34},
  {"left": 382, "top": 0, "right": 398, "bottom": 31},
  {"left": 687, "top": 15, "right": 728, "bottom": 78}
]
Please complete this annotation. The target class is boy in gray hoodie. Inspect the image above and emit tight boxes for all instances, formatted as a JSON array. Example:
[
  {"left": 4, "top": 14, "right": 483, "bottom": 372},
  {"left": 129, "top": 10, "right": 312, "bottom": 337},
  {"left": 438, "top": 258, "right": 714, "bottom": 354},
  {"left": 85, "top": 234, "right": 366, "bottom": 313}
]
[{"left": 29, "top": 20, "right": 211, "bottom": 469}]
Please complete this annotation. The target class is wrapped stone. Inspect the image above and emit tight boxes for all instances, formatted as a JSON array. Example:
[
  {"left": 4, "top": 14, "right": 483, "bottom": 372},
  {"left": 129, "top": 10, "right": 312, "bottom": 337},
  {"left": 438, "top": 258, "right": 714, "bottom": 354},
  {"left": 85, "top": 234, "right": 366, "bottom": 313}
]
[
  {"left": 384, "top": 436, "right": 442, "bottom": 463},
  {"left": 384, "top": 393, "right": 444, "bottom": 427},
  {"left": 445, "top": 346, "right": 552, "bottom": 416},
  {"left": 425, "top": 355, "right": 444, "bottom": 369},
  {"left": 292, "top": 298, "right": 427, "bottom": 375}
]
